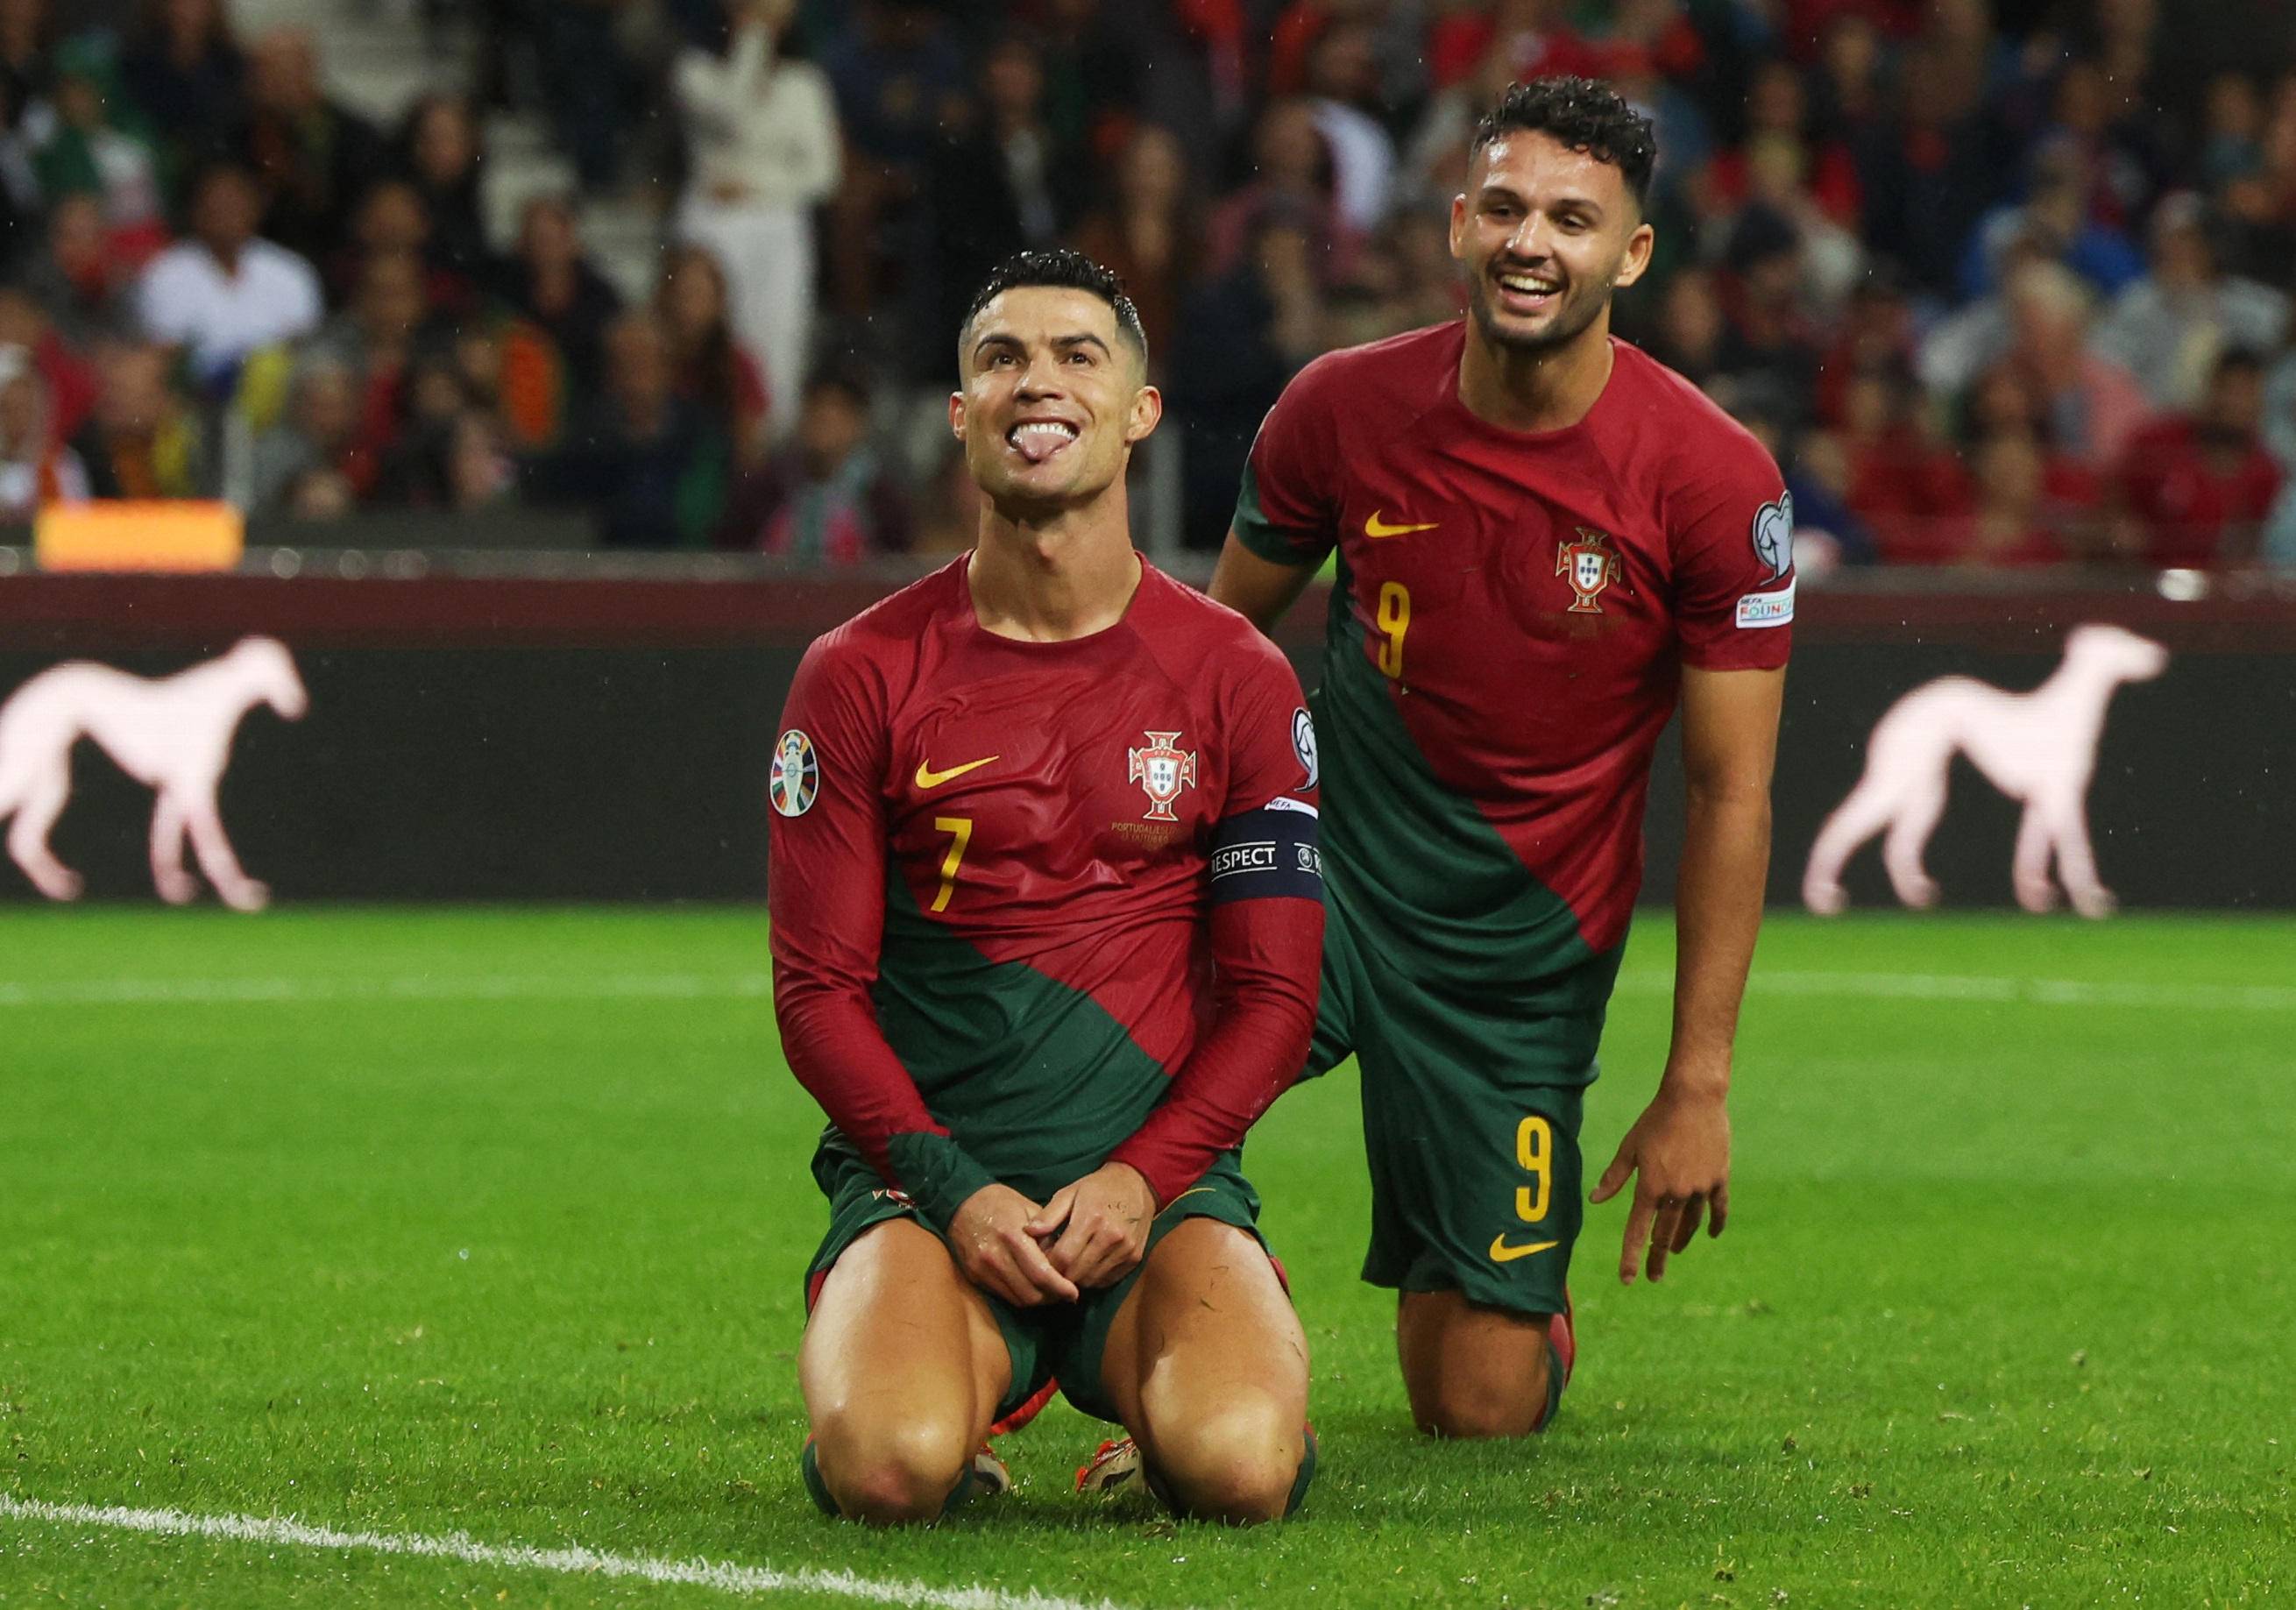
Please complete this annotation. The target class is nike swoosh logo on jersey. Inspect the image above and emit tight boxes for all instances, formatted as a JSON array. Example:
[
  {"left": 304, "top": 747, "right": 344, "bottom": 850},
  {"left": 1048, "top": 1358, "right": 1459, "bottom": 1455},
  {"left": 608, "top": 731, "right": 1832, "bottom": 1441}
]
[
  {"left": 915, "top": 755, "right": 999, "bottom": 789},
  {"left": 1489, "top": 1234, "right": 1559, "bottom": 1263},
  {"left": 1364, "top": 509, "right": 1439, "bottom": 538}
]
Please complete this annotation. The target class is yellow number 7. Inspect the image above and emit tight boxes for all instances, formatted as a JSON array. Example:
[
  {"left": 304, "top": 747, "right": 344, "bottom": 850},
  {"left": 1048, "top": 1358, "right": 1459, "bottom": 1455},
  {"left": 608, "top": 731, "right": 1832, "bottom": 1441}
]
[
  {"left": 931, "top": 817, "right": 972, "bottom": 913},
  {"left": 1515, "top": 1115, "right": 1551, "bottom": 1223}
]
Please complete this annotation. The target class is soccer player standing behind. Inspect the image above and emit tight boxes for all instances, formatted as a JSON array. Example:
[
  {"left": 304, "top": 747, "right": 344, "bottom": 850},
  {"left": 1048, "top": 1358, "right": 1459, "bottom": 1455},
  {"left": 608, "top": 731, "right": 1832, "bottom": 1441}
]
[
  {"left": 1209, "top": 78, "right": 1794, "bottom": 1439},
  {"left": 770, "top": 251, "right": 1325, "bottom": 1521}
]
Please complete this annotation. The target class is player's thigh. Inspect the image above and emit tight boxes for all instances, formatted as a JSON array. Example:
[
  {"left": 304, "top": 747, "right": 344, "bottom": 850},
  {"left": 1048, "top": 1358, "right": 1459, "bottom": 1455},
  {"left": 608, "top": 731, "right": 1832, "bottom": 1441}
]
[
  {"left": 799, "top": 1218, "right": 1011, "bottom": 1455},
  {"left": 1097, "top": 1217, "right": 1307, "bottom": 1472}
]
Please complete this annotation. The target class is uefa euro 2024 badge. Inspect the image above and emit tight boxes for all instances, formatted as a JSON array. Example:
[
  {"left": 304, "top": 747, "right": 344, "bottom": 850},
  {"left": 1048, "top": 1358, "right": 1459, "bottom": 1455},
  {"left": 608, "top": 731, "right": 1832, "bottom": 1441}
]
[
  {"left": 770, "top": 728, "right": 818, "bottom": 817},
  {"left": 1127, "top": 731, "right": 1198, "bottom": 822}
]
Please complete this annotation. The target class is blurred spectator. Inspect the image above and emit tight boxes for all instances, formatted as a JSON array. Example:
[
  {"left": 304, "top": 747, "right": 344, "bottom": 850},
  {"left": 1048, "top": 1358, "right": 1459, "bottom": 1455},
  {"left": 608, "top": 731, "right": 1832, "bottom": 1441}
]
[
  {"left": 1852, "top": 43, "right": 2000, "bottom": 299},
  {"left": 2222, "top": 76, "right": 2296, "bottom": 284},
  {"left": 0, "top": 0, "right": 53, "bottom": 122},
  {"left": 16, "top": 192, "right": 132, "bottom": 348},
  {"left": 1170, "top": 216, "right": 1324, "bottom": 549},
  {"left": 656, "top": 243, "right": 769, "bottom": 465},
  {"left": 0, "top": 287, "right": 96, "bottom": 441},
  {"left": 240, "top": 27, "right": 386, "bottom": 264},
  {"left": 925, "top": 33, "right": 1088, "bottom": 375},
  {"left": 1646, "top": 263, "right": 1725, "bottom": 387},
  {"left": 1427, "top": 0, "right": 1605, "bottom": 95},
  {"left": 1844, "top": 363, "right": 1977, "bottom": 562},
  {"left": 906, "top": 436, "right": 978, "bottom": 554},
  {"left": 1987, "top": 259, "right": 2150, "bottom": 472},
  {"left": 535, "top": 310, "right": 726, "bottom": 548},
  {"left": 1070, "top": 122, "right": 1199, "bottom": 365},
  {"left": 119, "top": 0, "right": 245, "bottom": 190},
  {"left": 534, "top": 0, "right": 633, "bottom": 193},
  {"left": 395, "top": 93, "right": 489, "bottom": 286},
  {"left": 1303, "top": 21, "right": 1394, "bottom": 238},
  {"left": 719, "top": 364, "right": 907, "bottom": 561},
  {"left": 1715, "top": 206, "right": 1823, "bottom": 417},
  {"left": 249, "top": 350, "right": 360, "bottom": 517},
  {"left": 28, "top": 35, "right": 167, "bottom": 266},
  {"left": 822, "top": 0, "right": 967, "bottom": 323},
  {"left": 68, "top": 338, "right": 210, "bottom": 497},
  {"left": 136, "top": 159, "right": 322, "bottom": 389},
  {"left": 2200, "top": 72, "right": 2264, "bottom": 194},
  {"left": 1206, "top": 99, "right": 1349, "bottom": 285},
  {"left": 1813, "top": 266, "right": 1917, "bottom": 426},
  {"left": 2091, "top": 192, "right": 2288, "bottom": 412},
  {"left": 1959, "top": 137, "right": 2143, "bottom": 302},
  {"left": 489, "top": 195, "right": 621, "bottom": 401},
  {"left": 335, "top": 179, "right": 470, "bottom": 312},
  {"left": 672, "top": 0, "right": 837, "bottom": 430},
  {"left": 0, "top": 342, "right": 87, "bottom": 515},
  {"left": 1707, "top": 59, "right": 1861, "bottom": 227},
  {"left": 1921, "top": 429, "right": 2074, "bottom": 567},
  {"left": 2114, "top": 348, "right": 2279, "bottom": 566}
]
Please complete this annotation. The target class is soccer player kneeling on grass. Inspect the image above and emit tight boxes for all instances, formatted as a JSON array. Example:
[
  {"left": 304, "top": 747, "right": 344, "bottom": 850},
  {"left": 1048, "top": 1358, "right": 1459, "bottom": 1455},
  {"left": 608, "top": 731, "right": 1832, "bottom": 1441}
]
[{"left": 769, "top": 251, "right": 1324, "bottom": 1525}]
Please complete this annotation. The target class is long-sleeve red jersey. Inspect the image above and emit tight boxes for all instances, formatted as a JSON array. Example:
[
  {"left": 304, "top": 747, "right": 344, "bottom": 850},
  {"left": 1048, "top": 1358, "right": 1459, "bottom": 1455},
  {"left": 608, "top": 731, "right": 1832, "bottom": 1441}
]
[{"left": 768, "top": 556, "right": 1325, "bottom": 1230}]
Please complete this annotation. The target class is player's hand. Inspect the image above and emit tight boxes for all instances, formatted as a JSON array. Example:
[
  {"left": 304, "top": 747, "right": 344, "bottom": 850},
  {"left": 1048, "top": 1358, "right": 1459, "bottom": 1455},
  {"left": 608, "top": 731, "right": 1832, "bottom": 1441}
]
[
  {"left": 947, "top": 1184, "right": 1081, "bottom": 1308},
  {"left": 1589, "top": 1087, "right": 1731, "bottom": 1285},
  {"left": 1028, "top": 1162, "right": 1157, "bottom": 1289}
]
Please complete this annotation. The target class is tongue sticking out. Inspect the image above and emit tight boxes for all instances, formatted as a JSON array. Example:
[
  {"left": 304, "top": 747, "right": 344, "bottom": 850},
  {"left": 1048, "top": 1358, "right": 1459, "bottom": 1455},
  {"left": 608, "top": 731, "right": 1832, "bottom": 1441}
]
[{"left": 1010, "top": 424, "right": 1074, "bottom": 465}]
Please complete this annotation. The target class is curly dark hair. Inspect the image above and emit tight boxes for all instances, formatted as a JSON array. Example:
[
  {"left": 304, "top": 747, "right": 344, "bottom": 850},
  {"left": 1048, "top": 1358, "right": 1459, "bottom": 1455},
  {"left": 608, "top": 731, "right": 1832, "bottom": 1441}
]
[
  {"left": 957, "top": 249, "right": 1148, "bottom": 367},
  {"left": 1470, "top": 76, "right": 1657, "bottom": 208}
]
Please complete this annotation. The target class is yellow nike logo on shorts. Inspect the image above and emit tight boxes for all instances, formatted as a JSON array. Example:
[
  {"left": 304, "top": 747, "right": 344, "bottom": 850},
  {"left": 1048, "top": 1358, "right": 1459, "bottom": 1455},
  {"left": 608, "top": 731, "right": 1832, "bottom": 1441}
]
[
  {"left": 1489, "top": 1234, "right": 1559, "bottom": 1263},
  {"left": 1364, "top": 509, "right": 1438, "bottom": 538},
  {"left": 915, "top": 755, "right": 998, "bottom": 789}
]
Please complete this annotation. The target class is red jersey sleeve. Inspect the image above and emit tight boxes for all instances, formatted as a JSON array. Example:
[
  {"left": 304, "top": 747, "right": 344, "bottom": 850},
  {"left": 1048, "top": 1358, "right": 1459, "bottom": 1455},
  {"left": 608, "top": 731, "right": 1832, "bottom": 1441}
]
[
  {"left": 1666, "top": 428, "right": 1797, "bottom": 672},
  {"left": 769, "top": 631, "right": 996, "bottom": 1229},
  {"left": 1233, "top": 352, "right": 1346, "bottom": 567},
  {"left": 1109, "top": 635, "right": 1323, "bottom": 1203}
]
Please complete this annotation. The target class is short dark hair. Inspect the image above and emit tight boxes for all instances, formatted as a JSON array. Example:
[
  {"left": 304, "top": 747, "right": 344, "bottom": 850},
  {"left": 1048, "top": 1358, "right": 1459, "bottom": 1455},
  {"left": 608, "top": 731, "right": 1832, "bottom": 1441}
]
[
  {"left": 1470, "top": 76, "right": 1657, "bottom": 209},
  {"left": 958, "top": 248, "right": 1148, "bottom": 368}
]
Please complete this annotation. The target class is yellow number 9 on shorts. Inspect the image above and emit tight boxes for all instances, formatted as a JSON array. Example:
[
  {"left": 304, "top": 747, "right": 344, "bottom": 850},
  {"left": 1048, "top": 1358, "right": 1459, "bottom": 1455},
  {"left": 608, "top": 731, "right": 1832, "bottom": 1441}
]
[{"left": 1514, "top": 1114, "right": 1552, "bottom": 1223}]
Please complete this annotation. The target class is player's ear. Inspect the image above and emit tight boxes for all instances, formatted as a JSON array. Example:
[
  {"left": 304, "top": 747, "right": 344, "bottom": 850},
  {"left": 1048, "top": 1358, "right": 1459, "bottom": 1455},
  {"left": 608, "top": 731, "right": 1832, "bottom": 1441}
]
[
  {"left": 1125, "top": 383, "right": 1162, "bottom": 443},
  {"left": 947, "top": 389, "right": 966, "bottom": 441},
  {"left": 1613, "top": 221, "right": 1657, "bottom": 289},
  {"left": 1448, "top": 192, "right": 1468, "bottom": 260}
]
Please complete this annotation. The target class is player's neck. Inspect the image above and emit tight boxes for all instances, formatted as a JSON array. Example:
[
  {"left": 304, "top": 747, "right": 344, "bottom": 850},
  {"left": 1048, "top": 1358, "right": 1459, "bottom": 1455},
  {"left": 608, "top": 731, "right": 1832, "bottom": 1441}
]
[
  {"left": 967, "top": 500, "right": 1144, "bottom": 642},
  {"left": 1457, "top": 319, "right": 1616, "bottom": 434}
]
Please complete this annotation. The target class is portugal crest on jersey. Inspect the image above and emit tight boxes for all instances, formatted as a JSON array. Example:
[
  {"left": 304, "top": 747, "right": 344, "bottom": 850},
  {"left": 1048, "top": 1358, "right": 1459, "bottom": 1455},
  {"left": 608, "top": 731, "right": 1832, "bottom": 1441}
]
[
  {"left": 1555, "top": 526, "right": 1623, "bottom": 614},
  {"left": 1127, "top": 730, "right": 1198, "bottom": 822},
  {"left": 770, "top": 728, "right": 818, "bottom": 817}
]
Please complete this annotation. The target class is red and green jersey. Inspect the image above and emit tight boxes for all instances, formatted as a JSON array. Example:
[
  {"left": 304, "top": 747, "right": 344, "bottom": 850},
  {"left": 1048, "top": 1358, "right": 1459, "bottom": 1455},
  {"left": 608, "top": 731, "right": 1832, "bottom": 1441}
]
[
  {"left": 769, "top": 556, "right": 1324, "bottom": 1230},
  {"left": 1236, "top": 324, "right": 1793, "bottom": 984}
]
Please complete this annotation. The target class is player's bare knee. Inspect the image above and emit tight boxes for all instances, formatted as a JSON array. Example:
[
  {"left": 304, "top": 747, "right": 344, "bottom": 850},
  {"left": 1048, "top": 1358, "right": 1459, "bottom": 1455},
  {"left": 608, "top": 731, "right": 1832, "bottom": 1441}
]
[
  {"left": 1412, "top": 1363, "right": 1548, "bottom": 1440},
  {"left": 1150, "top": 1398, "right": 1300, "bottom": 1523},
  {"left": 814, "top": 1415, "right": 972, "bottom": 1524}
]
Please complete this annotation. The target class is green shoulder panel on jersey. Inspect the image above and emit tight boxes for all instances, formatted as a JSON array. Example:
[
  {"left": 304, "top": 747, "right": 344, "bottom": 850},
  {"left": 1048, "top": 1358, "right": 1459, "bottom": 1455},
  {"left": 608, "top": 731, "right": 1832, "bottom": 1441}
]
[
  {"left": 1314, "top": 547, "right": 1618, "bottom": 1012},
  {"left": 1232, "top": 458, "right": 1335, "bottom": 568},
  {"left": 833, "top": 870, "right": 1173, "bottom": 1223}
]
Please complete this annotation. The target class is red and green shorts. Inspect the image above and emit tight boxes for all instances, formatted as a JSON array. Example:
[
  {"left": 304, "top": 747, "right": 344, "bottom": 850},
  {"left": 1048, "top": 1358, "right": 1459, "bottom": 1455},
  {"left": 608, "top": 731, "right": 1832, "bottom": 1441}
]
[{"left": 1307, "top": 890, "right": 1620, "bottom": 1319}]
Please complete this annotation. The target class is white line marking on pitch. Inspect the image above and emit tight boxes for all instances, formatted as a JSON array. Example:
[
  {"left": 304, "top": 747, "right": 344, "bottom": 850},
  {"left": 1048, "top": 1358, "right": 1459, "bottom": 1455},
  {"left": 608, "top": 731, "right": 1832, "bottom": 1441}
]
[
  {"left": 0, "top": 1495, "right": 1140, "bottom": 1610},
  {"left": 1617, "top": 970, "right": 2296, "bottom": 1011},
  {"left": 0, "top": 973, "right": 776, "bottom": 1006},
  {"left": 1, "top": 969, "right": 2289, "bottom": 1013}
]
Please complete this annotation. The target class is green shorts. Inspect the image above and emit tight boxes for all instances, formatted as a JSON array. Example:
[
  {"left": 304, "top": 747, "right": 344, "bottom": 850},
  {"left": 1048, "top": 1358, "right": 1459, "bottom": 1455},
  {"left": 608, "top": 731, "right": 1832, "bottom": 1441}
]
[
  {"left": 805, "top": 1146, "right": 1265, "bottom": 1425},
  {"left": 1308, "top": 893, "right": 1621, "bottom": 1318}
]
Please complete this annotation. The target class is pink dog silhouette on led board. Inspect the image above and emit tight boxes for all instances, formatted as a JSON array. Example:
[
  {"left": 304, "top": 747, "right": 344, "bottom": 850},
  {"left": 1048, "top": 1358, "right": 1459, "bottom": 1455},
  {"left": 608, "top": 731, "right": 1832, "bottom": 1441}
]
[
  {"left": 0, "top": 636, "right": 308, "bottom": 911},
  {"left": 1803, "top": 622, "right": 2168, "bottom": 919}
]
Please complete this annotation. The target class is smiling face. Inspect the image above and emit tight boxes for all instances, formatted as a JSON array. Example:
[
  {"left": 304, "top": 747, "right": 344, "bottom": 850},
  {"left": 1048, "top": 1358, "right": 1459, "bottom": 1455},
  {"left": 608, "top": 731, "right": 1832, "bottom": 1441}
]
[
  {"left": 950, "top": 285, "right": 1159, "bottom": 515},
  {"left": 1451, "top": 130, "right": 1652, "bottom": 357}
]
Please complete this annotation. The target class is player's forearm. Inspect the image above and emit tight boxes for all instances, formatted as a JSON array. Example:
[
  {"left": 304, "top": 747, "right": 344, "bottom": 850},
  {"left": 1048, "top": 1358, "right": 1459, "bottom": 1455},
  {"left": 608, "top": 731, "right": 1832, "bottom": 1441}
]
[
  {"left": 1208, "top": 533, "right": 1316, "bottom": 634},
  {"left": 1108, "top": 900, "right": 1322, "bottom": 1204},
  {"left": 774, "top": 980, "right": 994, "bottom": 1228},
  {"left": 1663, "top": 784, "right": 1771, "bottom": 1101}
]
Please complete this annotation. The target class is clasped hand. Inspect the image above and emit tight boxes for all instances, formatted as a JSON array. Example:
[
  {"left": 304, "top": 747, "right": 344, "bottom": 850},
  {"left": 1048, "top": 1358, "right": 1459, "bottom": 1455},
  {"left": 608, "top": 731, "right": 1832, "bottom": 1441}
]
[{"left": 946, "top": 1162, "right": 1157, "bottom": 1307}]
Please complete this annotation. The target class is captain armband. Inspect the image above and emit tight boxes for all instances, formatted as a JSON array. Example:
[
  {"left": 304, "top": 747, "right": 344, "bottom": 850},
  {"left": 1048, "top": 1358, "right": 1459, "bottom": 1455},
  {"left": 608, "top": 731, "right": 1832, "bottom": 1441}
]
[{"left": 1208, "top": 798, "right": 1323, "bottom": 905}]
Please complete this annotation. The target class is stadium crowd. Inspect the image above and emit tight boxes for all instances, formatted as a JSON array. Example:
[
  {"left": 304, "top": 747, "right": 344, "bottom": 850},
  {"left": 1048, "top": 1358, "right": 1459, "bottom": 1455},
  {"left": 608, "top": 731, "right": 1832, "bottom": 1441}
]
[{"left": 3, "top": 0, "right": 2295, "bottom": 567}]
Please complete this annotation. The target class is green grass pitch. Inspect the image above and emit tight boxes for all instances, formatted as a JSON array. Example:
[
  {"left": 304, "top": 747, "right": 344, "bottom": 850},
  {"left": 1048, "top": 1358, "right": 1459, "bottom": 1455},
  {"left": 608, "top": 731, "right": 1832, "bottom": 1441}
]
[{"left": 2, "top": 907, "right": 2291, "bottom": 1608}]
